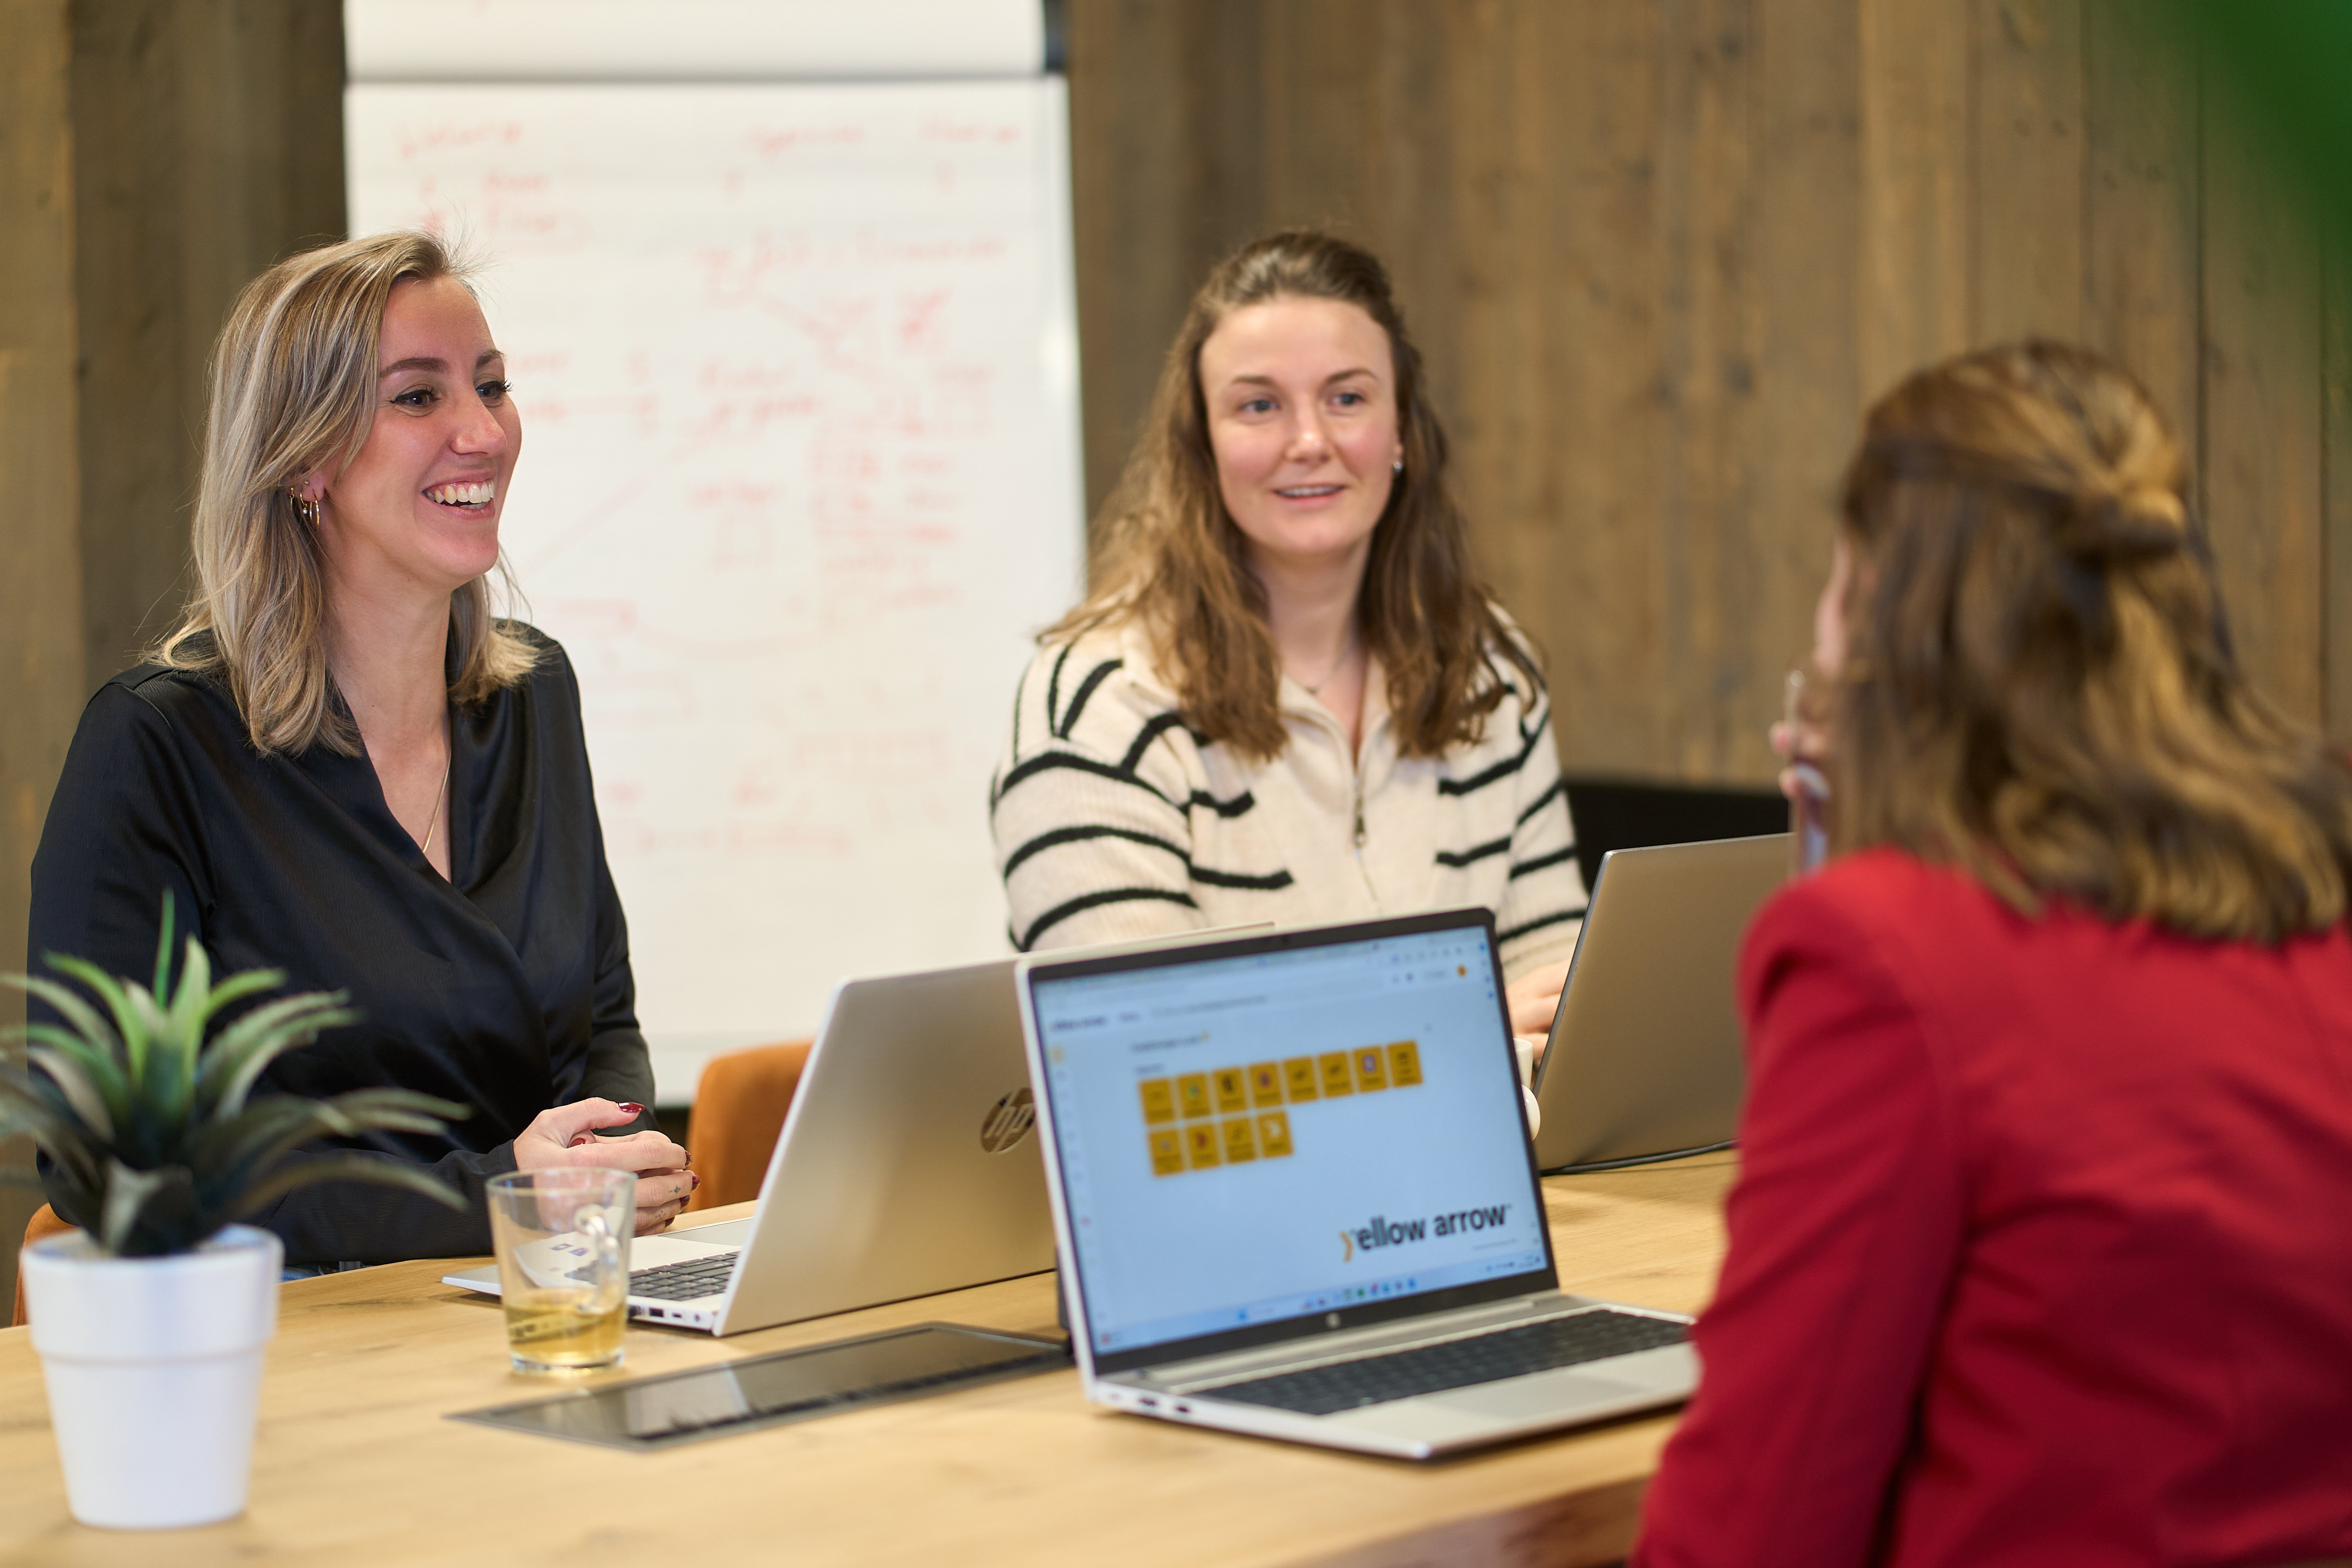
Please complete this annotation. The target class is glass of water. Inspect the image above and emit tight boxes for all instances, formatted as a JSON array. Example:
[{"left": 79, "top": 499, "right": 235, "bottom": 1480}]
[{"left": 486, "top": 1169, "right": 634, "bottom": 1373}]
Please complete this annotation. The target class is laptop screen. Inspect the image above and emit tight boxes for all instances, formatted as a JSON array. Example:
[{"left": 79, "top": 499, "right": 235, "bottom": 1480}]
[{"left": 1026, "top": 914, "right": 1556, "bottom": 1370}]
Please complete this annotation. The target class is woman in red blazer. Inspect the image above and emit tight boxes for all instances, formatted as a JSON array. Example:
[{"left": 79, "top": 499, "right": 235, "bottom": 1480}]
[{"left": 1632, "top": 343, "right": 2352, "bottom": 1568}]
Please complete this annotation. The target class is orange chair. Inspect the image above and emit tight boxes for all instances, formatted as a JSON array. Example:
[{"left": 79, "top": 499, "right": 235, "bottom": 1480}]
[
  {"left": 681, "top": 1041, "right": 813, "bottom": 1212},
  {"left": 13, "top": 1204, "right": 73, "bottom": 1327}
]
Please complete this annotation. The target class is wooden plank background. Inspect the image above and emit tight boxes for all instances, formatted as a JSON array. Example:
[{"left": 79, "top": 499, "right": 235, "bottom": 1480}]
[
  {"left": 1068, "top": 0, "right": 2352, "bottom": 782},
  {"left": 5, "top": 0, "right": 2348, "bottom": 1296},
  {"left": 0, "top": 0, "right": 345, "bottom": 1315},
  {"left": 68, "top": 0, "right": 349, "bottom": 683},
  {"left": 0, "top": 0, "right": 90, "bottom": 1320}
]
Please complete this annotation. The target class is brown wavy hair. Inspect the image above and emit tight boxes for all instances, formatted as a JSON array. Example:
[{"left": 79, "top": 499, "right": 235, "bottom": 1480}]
[
  {"left": 157, "top": 231, "right": 538, "bottom": 756},
  {"left": 1828, "top": 339, "right": 2352, "bottom": 940},
  {"left": 1053, "top": 230, "right": 1538, "bottom": 761}
]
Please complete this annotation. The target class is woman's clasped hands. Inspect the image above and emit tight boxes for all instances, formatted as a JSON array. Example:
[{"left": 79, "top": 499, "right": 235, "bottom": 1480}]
[{"left": 513, "top": 1099, "right": 696, "bottom": 1235}]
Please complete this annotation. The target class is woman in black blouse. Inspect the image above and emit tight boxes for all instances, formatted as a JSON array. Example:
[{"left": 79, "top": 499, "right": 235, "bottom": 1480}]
[{"left": 31, "top": 232, "right": 693, "bottom": 1266}]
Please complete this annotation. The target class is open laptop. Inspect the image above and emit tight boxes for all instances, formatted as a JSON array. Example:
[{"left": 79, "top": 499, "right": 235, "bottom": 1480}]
[
  {"left": 1016, "top": 910, "right": 1697, "bottom": 1460},
  {"left": 445, "top": 928, "right": 1265, "bottom": 1335},
  {"left": 1531, "top": 834, "right": 1789, "bottom": 1173}
]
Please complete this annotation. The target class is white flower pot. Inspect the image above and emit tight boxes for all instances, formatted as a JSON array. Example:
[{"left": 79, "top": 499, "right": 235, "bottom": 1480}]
[{"left": 20, "top": 1223, "right": 283, "bottom": 1530}]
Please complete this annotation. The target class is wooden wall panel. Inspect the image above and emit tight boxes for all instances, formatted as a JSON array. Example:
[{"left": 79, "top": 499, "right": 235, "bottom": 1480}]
[
  {"left": 2327, "top": 243, "right": 2352, "bottom": 736},
  {"left": 69, "top": 0, "right": 348, "bottom": 684},
  {"left": 2201, "top": 112, "right": 2324, "bottom": 724},
  {"left": 1, "top": 0, "right": 344, "bottom": 1309},
  {"left": 1971, "top": 0, "right": 2085, "bottom": 345},
  {"left": 1747, "top": 0, "right": 1864, "bottom": 733},
  {"left": 1857, "top": 0, "right": 1970, "bottom": 398},
  {"left": 2081, "top": 0, "right": 2201, "bottom": 442},
  {"left": 1426, "top": 0, "right": 1539, "bottom": 627},
  {"left": 1653, "top": 0, "right": 1762, "bottom": 776},
  {"left": 1067, "top": 0, "right": 2343, "bottom": 782},
  {"left": 0, "top": 0, "right": 89, "bottom": 1341},
  {"left": 1532, "top": 3, "right": 1672, "bottom": 776}
]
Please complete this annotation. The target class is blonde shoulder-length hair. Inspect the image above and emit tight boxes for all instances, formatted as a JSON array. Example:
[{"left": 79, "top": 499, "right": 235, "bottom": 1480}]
[
  {"left": 157, "top": 230, "right": 537, "bottom": 756},
  {"left": 1054, "top": 230, "right": 1539, "bottom": 762}
]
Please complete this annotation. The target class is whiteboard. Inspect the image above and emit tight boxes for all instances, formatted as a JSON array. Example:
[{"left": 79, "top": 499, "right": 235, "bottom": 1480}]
[
  {"left": 345, "top": 0, "right": 1045, "bottom": 80},
  {"left": 346, "top": 78, "right": 1084, "bottom": 1099}
]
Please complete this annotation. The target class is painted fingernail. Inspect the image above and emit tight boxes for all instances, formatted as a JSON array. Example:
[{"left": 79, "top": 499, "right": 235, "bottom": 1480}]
[
  {"left": 617, "top": 1102, "right": 645, "bottom": 1116},
  {"left": 689, "top": 1171, "right": 701, "bottom": 1191},
  {"left": 570, "top": 1133, "right": 595, "bottom": 1147}
]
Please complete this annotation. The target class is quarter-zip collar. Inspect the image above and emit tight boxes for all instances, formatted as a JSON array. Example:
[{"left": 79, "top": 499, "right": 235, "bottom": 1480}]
[{"left": 1115, "top": 621, "right": 1398, "bottom": 785}]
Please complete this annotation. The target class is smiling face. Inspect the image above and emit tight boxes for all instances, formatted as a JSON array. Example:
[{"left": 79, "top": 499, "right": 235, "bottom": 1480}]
[
  {"left": 310, "top": 274, "right": 519, "bottom": 602},
  {"left": 1197, "top": 295, "right": 1403, "bottom": 583}
]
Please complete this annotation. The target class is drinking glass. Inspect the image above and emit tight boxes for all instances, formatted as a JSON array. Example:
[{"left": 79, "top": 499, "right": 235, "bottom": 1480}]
[
  {"left": 1782, "top": 666, "right": 1832, "bottom": 875},
  {"left": 486, "top": 1169, "right": 634, "bottom": 1373}
]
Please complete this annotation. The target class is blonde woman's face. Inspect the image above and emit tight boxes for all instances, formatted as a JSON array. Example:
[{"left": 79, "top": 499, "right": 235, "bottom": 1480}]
[
  {"left": 1198, "top": 296, "right": 1403, "bottom": 581},
  {"left": 315, "top": 276, "right": 519, "bottom": 599}
]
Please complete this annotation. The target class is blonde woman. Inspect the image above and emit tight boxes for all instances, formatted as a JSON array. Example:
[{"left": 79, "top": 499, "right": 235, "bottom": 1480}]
[
  {"left": 991, "top": 232, "right": 1586, "bottom": 1033},
  {"left": 1632, "top": 343, "right": 2352, "bottom": 1563},
  {"left": 29, "top": 233, "right": 693, "bottom": 1267}
]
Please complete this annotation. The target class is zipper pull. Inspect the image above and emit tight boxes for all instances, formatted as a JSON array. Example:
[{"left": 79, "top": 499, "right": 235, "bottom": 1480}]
[{"left": 1354, "top": 796, "right": 1367, "bottom": 849}]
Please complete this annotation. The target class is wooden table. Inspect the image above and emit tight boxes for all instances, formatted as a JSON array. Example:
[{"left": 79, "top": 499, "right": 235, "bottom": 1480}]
[{"left": 0, "top": 1156, "right": 1731, "bottom": 1568}]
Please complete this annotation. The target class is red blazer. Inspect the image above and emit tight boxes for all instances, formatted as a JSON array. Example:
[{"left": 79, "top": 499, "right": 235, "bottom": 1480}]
[{"left": 1632, "top": 850, "right": 2352, "bottom": 1568}]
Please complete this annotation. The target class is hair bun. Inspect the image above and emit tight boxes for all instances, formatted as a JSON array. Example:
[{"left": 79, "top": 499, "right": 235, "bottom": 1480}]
[{"left": 2059, "top": 480, "right": 2186, "bottom": 563}]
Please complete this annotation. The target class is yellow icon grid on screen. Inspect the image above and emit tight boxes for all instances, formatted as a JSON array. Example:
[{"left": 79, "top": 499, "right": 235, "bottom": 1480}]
[
  {"left": 1318, "top": 1051, "right": 1354, "bottom": 1098},
  {"left": 1220, "top": 1116, "right": 1258, "bottom": 1164},
  {"left": 1257, "top": 1109, "right": 1294, "bottom": 1158},
  {"left": 1387, "top": 1039, "right": 1423, "bottom": 1087},
  {"left": 1140, "top": 1043, "right": 1421, "bottom": 1176},
  {"left": 1177, "top": 1073, "right": 1211, "bottom": 1119},
  {"left": 1283, "top": 1056, "right": 1319, "bottom": 1101}
]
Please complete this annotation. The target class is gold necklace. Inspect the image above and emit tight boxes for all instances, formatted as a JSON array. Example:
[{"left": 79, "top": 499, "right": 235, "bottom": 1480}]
[
  {"left": 1297, "top": 629, "right": 1358, "bottom": 697},
  {"left": 419, "top": 755, "right": 451, "bottom": 857}
]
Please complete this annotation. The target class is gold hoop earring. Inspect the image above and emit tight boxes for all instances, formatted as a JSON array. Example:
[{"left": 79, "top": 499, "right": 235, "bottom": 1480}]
[{"left": 289, "top": 491, "right": 319, "bottom": 527}]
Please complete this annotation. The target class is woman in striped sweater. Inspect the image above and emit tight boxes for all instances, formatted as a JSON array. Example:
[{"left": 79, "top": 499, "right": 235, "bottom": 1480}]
[{"left": 990, "top": 231, "right": 1586, "bottom": 1035}]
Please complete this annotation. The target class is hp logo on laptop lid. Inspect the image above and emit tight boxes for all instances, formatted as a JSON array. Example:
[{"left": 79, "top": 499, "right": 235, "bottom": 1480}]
[{"left": 980, "top": 1088, "right": 1036, "bottom": 1154}]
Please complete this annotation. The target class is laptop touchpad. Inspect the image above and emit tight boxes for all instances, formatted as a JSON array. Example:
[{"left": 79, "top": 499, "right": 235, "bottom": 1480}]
[
  {"left": 1430, "top": 1370, "right": 1650, "bottom": 1421},
  {"left": 669, "top": 1218, "right": 753, "bottom": 1250}
]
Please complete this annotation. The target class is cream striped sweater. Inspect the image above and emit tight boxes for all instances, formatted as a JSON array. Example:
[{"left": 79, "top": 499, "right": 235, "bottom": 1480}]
[{"left": 989, "top": 620, "right": 1587, "bottom": 981}]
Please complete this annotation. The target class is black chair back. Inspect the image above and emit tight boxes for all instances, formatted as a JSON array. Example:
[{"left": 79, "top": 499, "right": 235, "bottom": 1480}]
[{"left": 1563, "top": 776, "right": 1788, "bottom": 894}]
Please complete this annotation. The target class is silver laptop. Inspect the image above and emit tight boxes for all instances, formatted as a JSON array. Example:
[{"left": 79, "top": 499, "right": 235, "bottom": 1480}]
[
  {"left": 1017, "top": 910, "right": 1697, "bottom": 1460},
  {"left": 1532, "top": 834, "right": 1790, "bottom": 1173},
  {"left": 444, "top": 928, "right": 1265, "bottom": 1335}
]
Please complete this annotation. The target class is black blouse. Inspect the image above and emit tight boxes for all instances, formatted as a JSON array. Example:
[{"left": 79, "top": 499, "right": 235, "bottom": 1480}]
[{"left": 29, "top": 626, "right": 655, "bottom": 1264}]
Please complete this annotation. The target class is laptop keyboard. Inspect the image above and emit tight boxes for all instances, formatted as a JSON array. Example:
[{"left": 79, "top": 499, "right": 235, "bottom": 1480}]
[
  {"left": 629, "top": 1253, "right": 740, "bottom": 1302},
  {"left": 1203, "top": 1309, "right": 1688, "bottom": 1417}
]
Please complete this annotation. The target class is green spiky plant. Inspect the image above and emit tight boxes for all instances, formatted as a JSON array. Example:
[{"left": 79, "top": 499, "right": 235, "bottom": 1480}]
[{"left": 1, "top": 896, "right": 470, "bottom": 1257}]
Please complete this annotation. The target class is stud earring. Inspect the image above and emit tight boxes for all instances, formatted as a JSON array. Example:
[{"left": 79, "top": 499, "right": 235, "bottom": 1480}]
[{"left": 1392, "top": 457, "right": 1405, "bottom": 474}]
